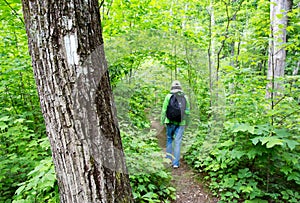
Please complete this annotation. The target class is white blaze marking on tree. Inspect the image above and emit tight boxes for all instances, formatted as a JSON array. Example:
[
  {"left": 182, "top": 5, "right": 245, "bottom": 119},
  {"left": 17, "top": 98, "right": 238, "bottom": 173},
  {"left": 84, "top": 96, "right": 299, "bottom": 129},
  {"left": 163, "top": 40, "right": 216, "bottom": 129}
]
[
  {"left": 64, "top": 34, "right": 79, "bottom": 66},
  {"left": 67, "top": 19, "right": 73, "bottom": 31}
]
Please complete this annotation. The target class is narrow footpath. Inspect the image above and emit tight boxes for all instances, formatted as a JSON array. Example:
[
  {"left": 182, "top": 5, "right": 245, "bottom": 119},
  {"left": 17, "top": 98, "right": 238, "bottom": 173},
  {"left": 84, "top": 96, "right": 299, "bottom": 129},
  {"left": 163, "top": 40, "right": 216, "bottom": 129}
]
[{"left": 151, "top": 120, "right": 218, "bottom": 203}]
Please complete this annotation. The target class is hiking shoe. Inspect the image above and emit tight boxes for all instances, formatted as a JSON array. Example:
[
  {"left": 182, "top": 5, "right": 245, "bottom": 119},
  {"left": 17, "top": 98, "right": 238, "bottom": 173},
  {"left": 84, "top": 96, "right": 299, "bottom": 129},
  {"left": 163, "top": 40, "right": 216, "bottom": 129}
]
[{"left": 173, "top": 165, "right": 179, "bottom": 169}]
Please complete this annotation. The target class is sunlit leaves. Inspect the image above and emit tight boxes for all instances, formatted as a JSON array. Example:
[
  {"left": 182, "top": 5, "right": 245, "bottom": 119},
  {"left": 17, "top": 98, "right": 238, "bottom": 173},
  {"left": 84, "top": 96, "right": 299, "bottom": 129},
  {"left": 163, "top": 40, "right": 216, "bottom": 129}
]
[
  {"left": 0, "top": 1, "right": 49, "bottom": 201},
  {"left": 1, "top": 0, "right": 299, "bottom": 202},
  {"left": 251, "top": 128, "right": 299, "bottom": 150},
  {"left": 12, "top": 158, "right": 59, "bottom": 203},
  {"left": 232, "top": 123, "right": 255, "bottom": 134},
  {"left": 120, "top": 127, "right": 176, "bottom": 202},
  {"left": 252, "top": 136, "right": 284, "bottom": 148}
]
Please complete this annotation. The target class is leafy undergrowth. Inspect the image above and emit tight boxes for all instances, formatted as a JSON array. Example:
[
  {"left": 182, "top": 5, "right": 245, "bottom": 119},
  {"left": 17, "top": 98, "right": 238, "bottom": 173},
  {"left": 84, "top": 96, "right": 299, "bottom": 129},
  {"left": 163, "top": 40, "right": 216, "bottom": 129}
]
[
  {"left": 12, "top": 156, "right": 59, "bottom": 203},
  {"left": 0, "top": 115, "right": 55, "bottom": 203},
  {"left": 121, "top": 125, "right": 176, "bottom": 203},
  {"left": 184, "top": 67, "right": 300, "bottom": 203},
  {"left": 10, "top": 124, "right": 176, "bottom": 203},
  {"left": 185, "top": 123, "right": 300, "bottom": 203},
  {"left": 114, "top": 79, "right": 176, "bottom": 202}
]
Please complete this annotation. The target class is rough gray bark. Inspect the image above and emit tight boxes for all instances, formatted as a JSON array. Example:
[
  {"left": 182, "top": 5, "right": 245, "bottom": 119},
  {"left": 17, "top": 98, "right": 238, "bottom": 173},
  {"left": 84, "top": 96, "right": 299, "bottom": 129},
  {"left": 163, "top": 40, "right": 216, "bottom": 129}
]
[
  {"left": 21, "top": 0, "right": 133, "bottom": 202},
  {"left": 266, "top": 0, "right": 293, "bottom": 99}
]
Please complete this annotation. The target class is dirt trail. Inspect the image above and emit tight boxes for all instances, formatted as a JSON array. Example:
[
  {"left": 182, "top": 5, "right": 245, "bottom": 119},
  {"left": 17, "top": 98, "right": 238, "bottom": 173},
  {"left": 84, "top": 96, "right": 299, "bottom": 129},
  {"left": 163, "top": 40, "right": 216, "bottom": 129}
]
[{"left": 151, "top": 120, "right": 218, "bottom": 203}]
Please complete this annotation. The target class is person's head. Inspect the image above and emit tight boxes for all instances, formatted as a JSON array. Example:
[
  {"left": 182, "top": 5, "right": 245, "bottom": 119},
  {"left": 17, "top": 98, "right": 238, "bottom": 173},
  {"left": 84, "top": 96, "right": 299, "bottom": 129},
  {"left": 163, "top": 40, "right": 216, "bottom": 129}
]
[{"left": 170, "top": 80, "right": 182, "bottom": 93}]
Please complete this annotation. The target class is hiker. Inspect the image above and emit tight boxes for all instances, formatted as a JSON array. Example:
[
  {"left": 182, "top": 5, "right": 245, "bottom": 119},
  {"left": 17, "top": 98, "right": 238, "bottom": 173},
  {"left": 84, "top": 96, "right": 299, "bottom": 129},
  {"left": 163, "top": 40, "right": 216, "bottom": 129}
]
[{"left": 161, "top": 80, "right": 190, "bottom": 168}]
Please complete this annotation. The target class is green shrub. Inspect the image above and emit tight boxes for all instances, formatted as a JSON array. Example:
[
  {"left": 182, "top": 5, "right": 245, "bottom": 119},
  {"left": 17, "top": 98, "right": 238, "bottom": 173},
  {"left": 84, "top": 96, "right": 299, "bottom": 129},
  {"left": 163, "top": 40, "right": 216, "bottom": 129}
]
[
  {"left": 12, "top": 157, "right": 59, "bottom": 203},
  {"left": 121, "top": 127, "right": 176, "bottom": 202}
]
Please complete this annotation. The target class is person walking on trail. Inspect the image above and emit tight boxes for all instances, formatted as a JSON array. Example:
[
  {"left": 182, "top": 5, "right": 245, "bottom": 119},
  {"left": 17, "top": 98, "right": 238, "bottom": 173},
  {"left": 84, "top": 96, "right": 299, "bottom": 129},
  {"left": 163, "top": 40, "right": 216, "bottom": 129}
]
[{"left": 161, "top": 80, "right": 190, "bottom": 168}]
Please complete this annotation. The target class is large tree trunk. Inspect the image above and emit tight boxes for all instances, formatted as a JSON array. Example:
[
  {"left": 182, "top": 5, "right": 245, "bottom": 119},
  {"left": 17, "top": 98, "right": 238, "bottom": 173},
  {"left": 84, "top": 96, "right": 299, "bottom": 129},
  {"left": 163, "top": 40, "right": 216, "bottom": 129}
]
[
  {"left": 266, "top": 0, "right": 293, "bottom": 99},
  {"left": 21, "top": 0, "right": 133, "bottom": 202}
]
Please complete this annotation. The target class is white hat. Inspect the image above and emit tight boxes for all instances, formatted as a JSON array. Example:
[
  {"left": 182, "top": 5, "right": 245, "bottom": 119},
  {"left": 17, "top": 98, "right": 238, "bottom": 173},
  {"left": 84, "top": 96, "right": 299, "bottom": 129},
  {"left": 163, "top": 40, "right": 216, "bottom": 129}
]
[{"left": 170, "top": 80, "right": 182, "bottom": 93}]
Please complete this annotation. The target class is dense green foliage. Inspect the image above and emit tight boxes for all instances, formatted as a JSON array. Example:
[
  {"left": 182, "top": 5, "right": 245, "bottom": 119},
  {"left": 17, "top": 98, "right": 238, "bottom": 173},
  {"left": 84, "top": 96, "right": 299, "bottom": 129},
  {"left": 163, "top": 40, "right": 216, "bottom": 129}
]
[
  {"left": 1, "top": 0, "right": 299, "bottom": 202},
  {"left": 114, "top": 80, "right": 176, "bottom": 202},
  {"left": 185, "top": 69, "right": 300, "bottom": 202},
  {"left": 121, "top": 127, "right": 176, "bottom": 203},
  {"left": 103, "top": 0, "right": 300, "bottom": 202},
  {"left": 0, "top": 0, "right": 53, "bottom": 202}
]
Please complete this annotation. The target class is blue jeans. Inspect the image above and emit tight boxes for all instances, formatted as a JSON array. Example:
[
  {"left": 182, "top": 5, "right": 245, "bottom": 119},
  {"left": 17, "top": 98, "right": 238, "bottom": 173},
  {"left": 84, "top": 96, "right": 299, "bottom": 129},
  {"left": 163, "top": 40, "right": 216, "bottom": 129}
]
[{"left": 166, "top": 124, "right": 185, "bottom": 166}]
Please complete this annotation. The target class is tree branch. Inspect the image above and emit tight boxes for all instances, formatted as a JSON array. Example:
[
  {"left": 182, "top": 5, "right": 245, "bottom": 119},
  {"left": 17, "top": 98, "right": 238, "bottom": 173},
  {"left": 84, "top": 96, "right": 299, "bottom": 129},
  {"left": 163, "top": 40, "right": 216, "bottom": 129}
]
[
  {"left": 3, "top": 0, "right": 24, "bottom": 25},
  {"left": 278, "top": 108, "right": 300, "bottom": 125}
]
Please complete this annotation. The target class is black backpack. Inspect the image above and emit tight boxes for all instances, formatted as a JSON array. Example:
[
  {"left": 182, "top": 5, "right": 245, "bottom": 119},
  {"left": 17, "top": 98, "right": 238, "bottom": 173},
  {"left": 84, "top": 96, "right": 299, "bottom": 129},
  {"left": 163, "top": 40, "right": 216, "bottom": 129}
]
[{"left": 166, "top": 93, "right": 186, "bottom": 122}]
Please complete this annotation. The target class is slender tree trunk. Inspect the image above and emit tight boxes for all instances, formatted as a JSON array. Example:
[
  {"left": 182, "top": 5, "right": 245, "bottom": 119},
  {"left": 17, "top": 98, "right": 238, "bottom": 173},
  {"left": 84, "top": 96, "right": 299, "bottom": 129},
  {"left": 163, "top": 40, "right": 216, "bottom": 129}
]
[
  {"left": 293, "top": 61, "right": 299, "bottom": 76},
  {"left": 21, "top": 0, "right": 133, "bottom": 202},
  {"left": 207, "top": 0, "right": 215, "bottom": 110},
  {"left": 266, "top": 0, "right": 293, "bottom": 99},
  {"left": 230, "top": 1, "right": 237, "bottom": 68}
]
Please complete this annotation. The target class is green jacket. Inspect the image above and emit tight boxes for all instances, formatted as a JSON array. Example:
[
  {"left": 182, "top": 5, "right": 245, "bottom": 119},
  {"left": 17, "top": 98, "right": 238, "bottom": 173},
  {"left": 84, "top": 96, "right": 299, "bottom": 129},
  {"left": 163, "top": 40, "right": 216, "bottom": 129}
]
[{"left": 161, "top": 92, "right": 190, "bottom": 126}]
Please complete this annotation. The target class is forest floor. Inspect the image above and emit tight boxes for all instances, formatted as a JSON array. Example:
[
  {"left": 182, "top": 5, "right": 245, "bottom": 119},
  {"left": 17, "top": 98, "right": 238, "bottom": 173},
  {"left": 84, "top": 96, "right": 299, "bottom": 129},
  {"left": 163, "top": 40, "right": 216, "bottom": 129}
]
[{"left": 151, "top": 120, "right": 219, "bottom": 203}]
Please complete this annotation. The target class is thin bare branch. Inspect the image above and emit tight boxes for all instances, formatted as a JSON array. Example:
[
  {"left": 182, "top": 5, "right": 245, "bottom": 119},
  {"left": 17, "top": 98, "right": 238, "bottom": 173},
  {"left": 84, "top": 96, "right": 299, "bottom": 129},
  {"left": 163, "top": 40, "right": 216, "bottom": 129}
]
[{"left": 3, "top": 0, "right": 24, "bottom": 25}]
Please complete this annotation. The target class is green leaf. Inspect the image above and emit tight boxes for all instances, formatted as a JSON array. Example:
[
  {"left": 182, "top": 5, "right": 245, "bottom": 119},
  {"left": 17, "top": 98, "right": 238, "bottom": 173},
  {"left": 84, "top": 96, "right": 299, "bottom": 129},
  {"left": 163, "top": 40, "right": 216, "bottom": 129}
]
[
  {"left": 266, "top": 138, "right": 284, "bottom": 148},
  {"left": 148, "top": 184, "right": 156, "bottom": 191},
  {"left": 274, "top": 129, "right": 291, "bottom": 137},
  {"left": 276, "top": 14, "right": 284, "bottom": 19},
  {"left": 230, "top": 149, "right": 245, "bottom": 159},
  {"left": 142, "top": 192, "right": 159, "bottom": 200},
  {"left": 220, "top": 139, "right": 235, "bottom": 147},
  {"left": 224, "top": 191, "right": 233, "bottom": 196},
  {"left": 15, "top": 184, "right": 26, "bottom": 195},
  {"left": 247, "top": 147, "right": 266, "bottom": 159},
  {"left": 238, "top": 168, "right": 252, "bottom": 179},
  {"left": 14, "top": 118, "right": 25, "bottom": 124},
  {"left": 254, "top": 124, "right": 271, "bottom": 135},
  {"left": 278, "top": 24, "right": 285, "bottom": 29},
  {"left": 0, "top": 116, "right": 10, "bottom": 122},
  {"left": 137, "top": 184, "right": 146, "bottom": 192},
  {"left": 287, "top": 172, "right": 300, "bottom": 182},
  {"left": 260, "top": 137, "right": 270, "bottom": 145},
  {"left": 245, "top": 199, "right": 268, "bottom": 203},
  {"left": 0, "top": 121, "right": 8, "bottom": 131},
  {"left": 232, "top": 123, "right": 255, "bottom": 134},
  {"left": 285, "top": 140, "right": 299, "bottom": 150},
  {"left": 223, "top": 176, "right": 236, "bottom": 188},
  {"left": 251, "top": 137, "right": 261, "bottom": 145}
]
